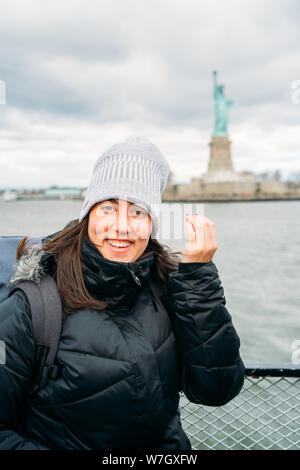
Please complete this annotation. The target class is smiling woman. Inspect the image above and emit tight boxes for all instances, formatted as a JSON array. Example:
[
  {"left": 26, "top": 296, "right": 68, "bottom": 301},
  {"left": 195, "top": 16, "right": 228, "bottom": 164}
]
[{"left": 0, "top": 135, "right": 245, "bottom": 451}]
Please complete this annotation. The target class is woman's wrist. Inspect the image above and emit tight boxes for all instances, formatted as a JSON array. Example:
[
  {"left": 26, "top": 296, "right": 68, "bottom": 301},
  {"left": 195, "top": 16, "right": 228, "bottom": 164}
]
[{"left": 181, "top": 253, "right": 211, "bottom": 263}]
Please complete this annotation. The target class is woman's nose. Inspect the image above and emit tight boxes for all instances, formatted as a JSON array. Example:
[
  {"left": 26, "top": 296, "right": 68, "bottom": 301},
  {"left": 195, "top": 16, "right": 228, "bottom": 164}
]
[{"left": 116, "top": 211, "right": 130, "bottom": 233}]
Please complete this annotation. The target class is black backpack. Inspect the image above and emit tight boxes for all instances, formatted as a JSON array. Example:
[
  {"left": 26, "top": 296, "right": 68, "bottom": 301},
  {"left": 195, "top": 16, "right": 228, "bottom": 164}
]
[{"left": 0, "top": 236, "right": 65, "bottom": 396}]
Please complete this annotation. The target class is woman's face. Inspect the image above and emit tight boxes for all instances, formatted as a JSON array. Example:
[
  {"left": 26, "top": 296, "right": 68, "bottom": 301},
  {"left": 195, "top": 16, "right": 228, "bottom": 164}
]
[{"left": 88, "top": 198, "right": 152, "bottom": 262}]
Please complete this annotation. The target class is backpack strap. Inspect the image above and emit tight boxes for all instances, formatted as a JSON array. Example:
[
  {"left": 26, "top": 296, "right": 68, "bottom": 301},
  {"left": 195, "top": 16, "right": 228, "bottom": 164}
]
[{"left": 9, "top": 274, "right": 64, "bottom": 394}]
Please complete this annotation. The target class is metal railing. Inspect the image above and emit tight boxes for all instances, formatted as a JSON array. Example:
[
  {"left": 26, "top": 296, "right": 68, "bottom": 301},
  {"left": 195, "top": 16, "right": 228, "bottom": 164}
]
[{"left": 179, "top": 363, "right": 300, "bottom": 450}]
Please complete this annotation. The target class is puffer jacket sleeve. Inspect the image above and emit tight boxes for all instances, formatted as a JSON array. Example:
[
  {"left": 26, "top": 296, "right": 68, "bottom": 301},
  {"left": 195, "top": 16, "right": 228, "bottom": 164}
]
[
  {"left": 168, "top": 260, "right": 245, "bottom": 406},
  {"left": 0, "top": 290, "right": 49, "bottom": 449}
]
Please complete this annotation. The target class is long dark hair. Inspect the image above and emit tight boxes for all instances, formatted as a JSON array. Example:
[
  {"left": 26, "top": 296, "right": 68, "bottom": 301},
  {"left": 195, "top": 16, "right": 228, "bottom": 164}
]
[{"left": 16, "top": 218, "right": 183, "bottom": 315}]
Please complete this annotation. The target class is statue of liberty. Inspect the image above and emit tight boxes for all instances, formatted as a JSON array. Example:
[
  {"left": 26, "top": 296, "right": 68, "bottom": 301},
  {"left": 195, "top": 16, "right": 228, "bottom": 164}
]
[{"left": 212, "top": 70, "right": 233, "bottom": 137}]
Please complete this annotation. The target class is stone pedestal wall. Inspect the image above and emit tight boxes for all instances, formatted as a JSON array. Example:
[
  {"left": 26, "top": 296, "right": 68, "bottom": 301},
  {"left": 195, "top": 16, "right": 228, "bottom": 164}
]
[
  {"left": 202, "top": 180, "right": 257, "bottom": 197},
  {"left": 259, "top": 181, "right": 288, "bottom": 196},
  {"left": 175, "top": 180, "right": 203, "bottom": 199},
  {"left": 208, "top": 136, "right": 234, "bottom": 173}
]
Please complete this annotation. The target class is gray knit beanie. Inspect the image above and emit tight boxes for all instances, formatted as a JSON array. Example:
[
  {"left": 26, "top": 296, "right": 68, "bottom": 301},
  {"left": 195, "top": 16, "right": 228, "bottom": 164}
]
[{"left": 79, "top": 135, "right": 170, "bottom": 238}]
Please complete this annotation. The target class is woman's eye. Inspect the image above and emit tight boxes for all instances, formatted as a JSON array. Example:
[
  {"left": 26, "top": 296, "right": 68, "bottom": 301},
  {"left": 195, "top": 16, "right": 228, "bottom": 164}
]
[{"left": 130, "top": 208, "right": 147, "bottom": 217}]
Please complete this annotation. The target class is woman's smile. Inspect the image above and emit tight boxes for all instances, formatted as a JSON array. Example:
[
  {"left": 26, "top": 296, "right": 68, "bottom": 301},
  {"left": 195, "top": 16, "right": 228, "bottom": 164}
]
[{"left": 105, "top": 239, "right": 134, "bottom": 252}]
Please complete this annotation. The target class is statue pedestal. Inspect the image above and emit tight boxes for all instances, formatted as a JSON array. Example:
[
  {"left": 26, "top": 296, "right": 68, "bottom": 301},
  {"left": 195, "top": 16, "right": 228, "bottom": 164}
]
[
  {"left": 201, "top": 136, "right": 240, "bottom": 184},
  {"left": 201, "top": 136, "right": 255, "bottom": 185},
  {"left": 207, "top": 136, "right": 234, "bottom": 173}
]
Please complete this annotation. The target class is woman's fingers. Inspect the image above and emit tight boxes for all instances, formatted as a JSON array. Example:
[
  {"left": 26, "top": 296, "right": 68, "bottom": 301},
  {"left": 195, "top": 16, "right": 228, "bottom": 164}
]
[
  {"left": 207, "top": 222, "right": 217, "bottom": 252},
  {"left": 185, "top": 214, "right": 196, "bottom": 243},
  {"left": 194, "top": 214, "right": 205, "bottom": 250}
]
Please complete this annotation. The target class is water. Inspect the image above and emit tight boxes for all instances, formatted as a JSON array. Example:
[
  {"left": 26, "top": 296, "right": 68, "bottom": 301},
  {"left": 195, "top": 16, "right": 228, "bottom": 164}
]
[{"left": 1, "top": 199, "right": 299, "bottom": 365}]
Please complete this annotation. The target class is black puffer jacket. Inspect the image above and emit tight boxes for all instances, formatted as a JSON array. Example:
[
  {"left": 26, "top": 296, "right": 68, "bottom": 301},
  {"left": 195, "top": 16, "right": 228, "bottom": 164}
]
[{"left": 0, "top": 236, "right": 245, "bottom": 450}]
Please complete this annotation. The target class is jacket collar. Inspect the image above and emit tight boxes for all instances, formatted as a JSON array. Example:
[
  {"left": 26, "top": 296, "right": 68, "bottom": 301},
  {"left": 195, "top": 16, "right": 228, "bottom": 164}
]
[{"left": 81, "top": 236, "right": 155, "bottom": 311}]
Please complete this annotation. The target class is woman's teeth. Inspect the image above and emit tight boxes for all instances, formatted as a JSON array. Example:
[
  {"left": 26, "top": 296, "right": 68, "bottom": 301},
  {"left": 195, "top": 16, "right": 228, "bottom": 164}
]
[{"left": 106, "top": 240, "right": 133, "bottom": 247}]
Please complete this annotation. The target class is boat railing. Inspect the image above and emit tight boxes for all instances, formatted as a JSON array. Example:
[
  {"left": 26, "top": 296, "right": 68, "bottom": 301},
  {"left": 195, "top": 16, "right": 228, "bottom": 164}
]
[{"left": 179, "top": 363, "right": 300, "bottom": 450}]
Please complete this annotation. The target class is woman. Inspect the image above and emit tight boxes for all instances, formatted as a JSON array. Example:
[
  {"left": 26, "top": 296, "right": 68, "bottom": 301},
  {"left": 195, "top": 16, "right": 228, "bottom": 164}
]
[{"left": 0, "top": 136, "right": 245, "bottom": 450}]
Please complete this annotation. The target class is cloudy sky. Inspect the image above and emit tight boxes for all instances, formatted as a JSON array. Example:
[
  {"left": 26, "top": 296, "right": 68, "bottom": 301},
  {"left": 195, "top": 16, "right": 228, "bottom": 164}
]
[{"left": 0, "top": 0, "right": 299, "bottom": 188}]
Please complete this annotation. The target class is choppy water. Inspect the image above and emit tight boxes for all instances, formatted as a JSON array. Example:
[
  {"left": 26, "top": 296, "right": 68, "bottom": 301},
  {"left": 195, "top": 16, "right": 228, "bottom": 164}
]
[{"left": 1, "top": 199, "right": 300, "bottom": 365}]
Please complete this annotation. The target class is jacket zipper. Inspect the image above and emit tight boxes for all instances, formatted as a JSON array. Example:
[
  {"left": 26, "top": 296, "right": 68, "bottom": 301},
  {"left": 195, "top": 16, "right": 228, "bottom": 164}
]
[{"left": 113, "top": 317, "right": 144, "bottom": 426}]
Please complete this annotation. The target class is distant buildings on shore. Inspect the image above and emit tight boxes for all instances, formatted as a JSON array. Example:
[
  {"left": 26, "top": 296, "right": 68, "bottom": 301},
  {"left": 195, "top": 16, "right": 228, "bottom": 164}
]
[
  {"left": 0, "top": 187, "right": 86, "bottom": 202},
  {"left": 1, "top": 175, "right": 300, "bottom": 203}
]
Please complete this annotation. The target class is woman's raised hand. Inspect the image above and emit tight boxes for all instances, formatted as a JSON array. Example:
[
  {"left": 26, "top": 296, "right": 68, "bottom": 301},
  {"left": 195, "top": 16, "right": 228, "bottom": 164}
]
[{"left": 181, "top": 213, "right": 218, "bottom": 263}]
